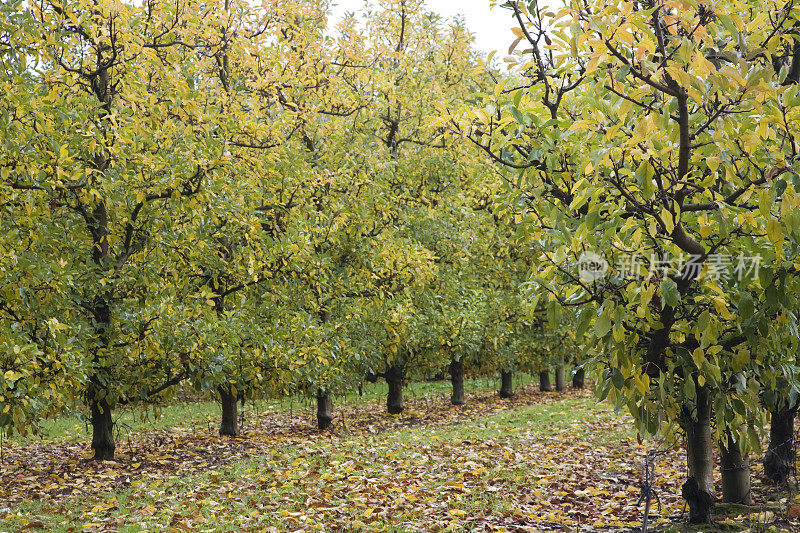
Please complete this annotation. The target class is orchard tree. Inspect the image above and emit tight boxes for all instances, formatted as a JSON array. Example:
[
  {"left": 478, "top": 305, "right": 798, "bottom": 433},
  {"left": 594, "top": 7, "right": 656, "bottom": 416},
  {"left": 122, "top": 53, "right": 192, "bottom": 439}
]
[
  {"left": 0, "top": 0, "right": 274, "bottom": 458},
  {"left": 761, "top": 353, "right": 800, "bottom": 485},
  {"left": 408, "top": 202, "right": 493, "bottom": 406},
  {"left": 242, "top": 0, "right": 443, "bottom": 424},
  {"left": 466, "top": 0, "right": 800, "bottom": 522},
  {"left": 291, "top": 0, "right": 494, "bottom": 415},
  {"left": 182, "top": 0, "right": 329, "bottom": 436}
]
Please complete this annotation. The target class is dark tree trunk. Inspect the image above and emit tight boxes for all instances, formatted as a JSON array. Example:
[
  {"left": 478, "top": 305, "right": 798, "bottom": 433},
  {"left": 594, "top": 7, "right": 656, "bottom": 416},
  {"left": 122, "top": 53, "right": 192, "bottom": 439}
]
[
  {"left": 539, "top": 370, "right": 552, "bottom": 392},
  {"left": 765, "top": 404, "right": 796, "bottom": 485},
  {"left": 720, "top": 431, "right": 751, "bottom": 504},
  {"left": 499, "top": 370, "right": 514, "bottom": 398},
  {"left": 386, "top": 365, "right": 404, "bottom": 414},
  {"left": 219, "top": 386, "right": 239, "bottom": 436},
  {"left": 555, "top": 365, "right": 566, "bottom": 392},
  {"left": 90, "top": 395, "right": 115, "bottom": 460},
  {"left": 88, "top": 282, "right": 114, "bottom": 460},
  {"left": 572, "top": 367, "right": 585, "bottom": 389},
  {"left": 212, "top": 285, "right": 246, "bottom": 438},
  {"left": 316, "top": 389, "right": 333, "bottom": 430},
  {"left": 681, "top": 385, "right": 715, "bottom": 523},
  {"left": 449, "top": 359, "right": 465, "bottom": 405},
  {"left": 784, "top": 24, "right": 800, "bottom": 86},
  {"left": 85, "top": 56, "right": 116, "bottom": 463}
]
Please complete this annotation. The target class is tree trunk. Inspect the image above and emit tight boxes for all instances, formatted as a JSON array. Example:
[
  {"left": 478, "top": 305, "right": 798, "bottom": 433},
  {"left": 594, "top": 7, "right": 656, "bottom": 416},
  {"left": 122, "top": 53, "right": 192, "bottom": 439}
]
[
  {"left": 90, "top": 395, "right": 115, "bottom": 460},
  {"left": 783, "top": 22, "right": 800, "bottom": 86},
  {"left": 572, "top": 367, "right": 585, "bottom": 389},
  {"left": 386, "top": 365, "right": 404, "bottom": 414},
  {"left": 86, "top": 76, "right": 115, "bottom": 461},
  {"left": 681, "top": 385, "right": 715, "bottom": 523},
  {"left": 499, "top": 370, "right": 514, "bottom": 398},
  {"left": 449, "top": 359, "right": 465, "bottom": 405},
  {"left": 88, "top": 285, "right": 114, "bottom": 460},
  {"left": 539, "top": 370, "right": 552, "bottom": 392},
  {"left": 720, "top": 431, "right": 751, "bottom": 505},
  {"left": 316, "top": 389, "right": 333, "bottom": 431},
  {"left": 555, "top": 365, "right": 566, "bottom": 392},
  {"left": 765, "top": 404, "right": 796, "bottom": 485},
  {"left": 219, "top": 386, "right": 239, "bottom": 437}
]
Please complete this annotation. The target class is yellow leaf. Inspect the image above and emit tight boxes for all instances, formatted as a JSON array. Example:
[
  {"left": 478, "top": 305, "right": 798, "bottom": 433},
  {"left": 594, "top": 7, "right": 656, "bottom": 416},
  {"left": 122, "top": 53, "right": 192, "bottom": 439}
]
[
  {"left": 634, "top": 374, "right": 649, "bottom": 395},
  {"left": 660, "top": 208, "right": 674, "bottom": 233},
  {"left": 698, "top": 215, "right": 713, "bottom": 238},
  {"left": 767, "top": 218, "right": 783, "bottom": 245},
  {"left": 692, "top": 348, "right": 705, "bottom": 368}
]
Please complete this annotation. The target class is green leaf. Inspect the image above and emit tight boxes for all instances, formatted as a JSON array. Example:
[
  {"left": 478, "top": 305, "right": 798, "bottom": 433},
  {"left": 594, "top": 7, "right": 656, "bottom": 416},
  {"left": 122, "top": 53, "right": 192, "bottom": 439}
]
[
  {"left": 683, "top": 377, "right": 696, "bottom": 400},
  {"left": 659, "top": 279, "right": 680, "bottom": 308},
  {"left": 738, "top": 294, "right": 754, "bottom": 318},
  {"left": 594, "top": 312, "right": 612, "bottom": 338},
  {"left": 611, "top": 367, "right": 624, "bottom": 389}
]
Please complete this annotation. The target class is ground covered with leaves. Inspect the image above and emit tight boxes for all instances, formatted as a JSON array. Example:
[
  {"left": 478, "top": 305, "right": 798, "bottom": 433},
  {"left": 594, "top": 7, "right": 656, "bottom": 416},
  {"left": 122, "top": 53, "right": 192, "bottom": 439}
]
[{"left": 1, "top": 384, "right": 798, "bottom": 532}]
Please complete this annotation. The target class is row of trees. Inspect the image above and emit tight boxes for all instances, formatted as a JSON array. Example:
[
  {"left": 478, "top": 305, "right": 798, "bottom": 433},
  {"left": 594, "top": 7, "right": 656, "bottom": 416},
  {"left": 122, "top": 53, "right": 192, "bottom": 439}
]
[
  {"left": 463, "top": 0, "right": 800, "bottom": 523},
  {"left": 0, "top": 0, "right": 574, "bottom": 460},
  {"left": 2, "top": 0, "right": 798, "bottom": 524}
]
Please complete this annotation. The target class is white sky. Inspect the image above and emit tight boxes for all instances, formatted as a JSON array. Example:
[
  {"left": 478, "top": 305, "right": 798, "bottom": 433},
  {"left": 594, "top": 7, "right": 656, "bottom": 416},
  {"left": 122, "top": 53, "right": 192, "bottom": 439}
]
[{"left": 328, "top": 0, "right": 519, "bottom": 57}]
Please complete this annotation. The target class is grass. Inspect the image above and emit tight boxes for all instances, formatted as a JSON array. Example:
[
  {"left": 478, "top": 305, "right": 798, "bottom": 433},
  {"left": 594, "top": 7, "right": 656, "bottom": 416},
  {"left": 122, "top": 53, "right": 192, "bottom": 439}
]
[
  {"left": 7, "top": 373, "right": 534, "bottom": 445},
  {"left": 8, "top": 401, "right": 222, "bottom": 445},
  {"left": 1, "top": 390, "right": 655, "bottom": 532},
  {"left": 3, "top": 377, "right": 795, "bottom": 532}
]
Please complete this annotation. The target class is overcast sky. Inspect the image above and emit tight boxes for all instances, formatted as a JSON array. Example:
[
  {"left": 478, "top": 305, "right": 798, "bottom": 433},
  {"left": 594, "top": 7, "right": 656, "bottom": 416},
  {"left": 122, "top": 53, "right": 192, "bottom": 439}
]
[{"left": 328, "top": 0, "right": 518, "bottom": 57}]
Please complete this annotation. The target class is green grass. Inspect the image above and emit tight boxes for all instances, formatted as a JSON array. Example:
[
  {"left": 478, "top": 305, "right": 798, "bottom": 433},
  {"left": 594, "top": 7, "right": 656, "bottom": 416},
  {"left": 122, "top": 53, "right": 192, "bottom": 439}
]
[
  {"left": 6, "top": 373, "right": 537, "bottom": 445},
  {"left": 9, "top": 399, "right": 223, "bottom": 445},
  {"left": 3, "top": 388, "right": 796, "bottom": 532},
  {"left": 1, "top": 393, "right": 638, "bottom": 532}
]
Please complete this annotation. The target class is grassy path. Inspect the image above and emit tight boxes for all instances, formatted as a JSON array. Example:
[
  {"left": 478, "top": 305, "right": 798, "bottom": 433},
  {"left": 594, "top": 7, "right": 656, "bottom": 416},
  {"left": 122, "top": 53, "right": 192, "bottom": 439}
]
[{"left": 0, "top": 384, "right": 797, "bottom": 532}]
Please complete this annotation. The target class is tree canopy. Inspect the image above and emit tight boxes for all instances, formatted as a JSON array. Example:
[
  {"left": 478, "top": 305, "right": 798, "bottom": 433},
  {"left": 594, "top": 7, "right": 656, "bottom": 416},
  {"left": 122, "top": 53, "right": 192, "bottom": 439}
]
[{"left": 1, "top": 0, "right": 799, "bottom": 523}]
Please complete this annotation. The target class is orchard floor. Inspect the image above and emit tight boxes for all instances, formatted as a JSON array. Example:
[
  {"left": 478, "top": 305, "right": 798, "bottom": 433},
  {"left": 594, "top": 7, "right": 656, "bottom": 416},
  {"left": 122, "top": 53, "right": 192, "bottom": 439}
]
[{"left": 0, "top": 383, "right": 798, "bottom": 532}]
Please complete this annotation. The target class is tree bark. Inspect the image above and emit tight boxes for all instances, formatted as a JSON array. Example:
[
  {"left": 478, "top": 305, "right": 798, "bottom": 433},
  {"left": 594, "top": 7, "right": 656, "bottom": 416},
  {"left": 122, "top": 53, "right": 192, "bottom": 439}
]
[
  {"left": 386, "top": 365, "right": 404, "bottom": 414},
  {"left": 539, "top": 370, "right": 552, "bottom": 392},
  {"left": 720, "top": 431, "right": 751, "bottom": 505},
  {"left": 499, "top": 370, "right": 514, "bottom": 398},
  {"left": 555, "top": 364, "right": 566, "bottom": 392},
  {"left": 86, "top": 202, "right": 116, "bottom": 460},
  {"left": 219, "top": 386, "right": 239, "bottom": 437},
  {"left": 783, "top": 21, "right": 800, "bottom": 86},
  {"left": 83, "top": 34, "right": 116, "bottom": 463},
  {"left": 681, "top": 385, "right": 715, "bottom": 523},
  {"left": 316, "top": 389, "right": 333, "bottom": 430},
  {"left": 449, "top": 359, "right": 465, "bottom": 405},
  {"left": 572, "top": 367, "right": 585, "bottom": 389},
  {"left": 765, "top": 403, "right": 796, "bottom": 485},
  {"left": 90, "top": 395, "right": 115, "bottom": 461}
]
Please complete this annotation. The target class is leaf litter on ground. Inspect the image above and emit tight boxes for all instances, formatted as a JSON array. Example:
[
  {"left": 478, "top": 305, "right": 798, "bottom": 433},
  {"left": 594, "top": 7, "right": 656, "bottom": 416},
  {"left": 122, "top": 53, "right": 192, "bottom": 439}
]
[{"left": 0, "top": 385, "right": 797, "bottom": 532}]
